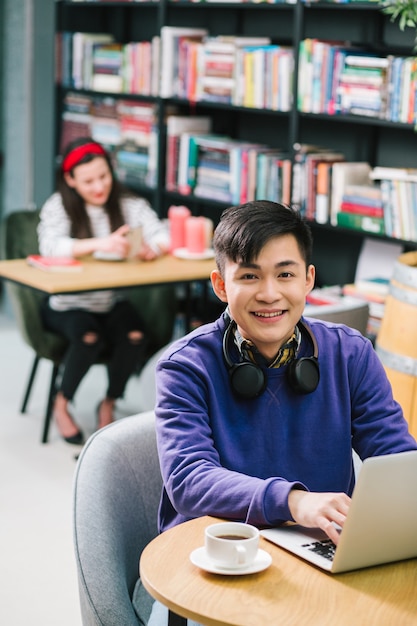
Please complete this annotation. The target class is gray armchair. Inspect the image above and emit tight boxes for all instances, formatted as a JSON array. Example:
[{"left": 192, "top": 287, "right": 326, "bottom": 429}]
[{"left": 73, "top": 410, "right": 161, "bottom": 626}]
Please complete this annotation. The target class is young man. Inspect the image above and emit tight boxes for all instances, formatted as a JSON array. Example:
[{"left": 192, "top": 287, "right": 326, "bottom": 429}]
[{"left": 155, "top": 201, "right": 416, "bottom": 544}]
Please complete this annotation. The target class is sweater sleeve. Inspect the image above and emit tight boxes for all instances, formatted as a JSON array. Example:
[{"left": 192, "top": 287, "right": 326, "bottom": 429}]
[
  {"left": 155, "top": 353, "right": 307, "bottom": 529},
  {"left": 37, "top": 193, "right": 75, "bottom": 257},
  {"left": 122, "top": 196, "right": 169, "bottom": 254}
]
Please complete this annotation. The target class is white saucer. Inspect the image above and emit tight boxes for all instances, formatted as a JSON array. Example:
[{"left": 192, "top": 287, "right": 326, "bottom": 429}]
[
  {"left": 173, "top": 248, "right": 214, "bottom": 260},
  {"left": 93, "top": 251, "right": 124, "bottom": 261},
  {"left": 189, "top": 547, "right": 272, "bottom": 575}
]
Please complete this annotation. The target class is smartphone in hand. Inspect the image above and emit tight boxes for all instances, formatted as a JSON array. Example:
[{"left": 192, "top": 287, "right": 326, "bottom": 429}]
[{"left": 126, "top": 226, "right": 143, "bottom": 259}]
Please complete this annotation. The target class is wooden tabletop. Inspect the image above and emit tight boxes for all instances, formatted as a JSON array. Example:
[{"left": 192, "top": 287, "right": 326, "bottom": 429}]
[
  {"left": 140, "top": 515, "right": 417, "bottom": 626},
  {"left": 0, "top": 255, "right": 216, "bottom": 294}
]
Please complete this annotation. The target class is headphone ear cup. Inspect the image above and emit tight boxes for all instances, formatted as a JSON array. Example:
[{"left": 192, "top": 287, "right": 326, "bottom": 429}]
[
  {"left": 287, "top": 357, "right": 320, "bottom": 394},
  {"left": 229, "top": 362, "right": 267, "bottom": 399}
]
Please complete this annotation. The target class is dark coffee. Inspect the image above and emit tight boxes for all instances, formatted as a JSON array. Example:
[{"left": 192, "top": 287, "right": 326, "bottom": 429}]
[{"left": 217, "top": 534, "right": 249, "bottom": 541}]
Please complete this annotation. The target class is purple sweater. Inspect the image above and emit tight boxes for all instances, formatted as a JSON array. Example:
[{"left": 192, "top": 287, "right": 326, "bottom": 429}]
[{"left": 155, "top": 313, "right": 416, "bottom": 533}]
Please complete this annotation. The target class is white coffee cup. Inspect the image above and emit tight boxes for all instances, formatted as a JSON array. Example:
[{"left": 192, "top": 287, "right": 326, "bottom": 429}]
[{"left": 204, "top": 522, "right": 259, "bottom": 569}]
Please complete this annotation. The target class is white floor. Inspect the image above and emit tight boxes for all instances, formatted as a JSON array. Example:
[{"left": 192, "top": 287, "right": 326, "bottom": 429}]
[{"left": 0, "top": 305, "right": 154, "bottom": 625}]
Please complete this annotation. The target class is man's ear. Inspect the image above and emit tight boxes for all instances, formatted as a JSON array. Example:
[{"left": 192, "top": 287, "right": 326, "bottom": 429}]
[
  {"left": 211, "top": 269, "right": 228, "bottom": 303},
  {"left": 306, "top": 264, "right": 316, "bottom": 295}
]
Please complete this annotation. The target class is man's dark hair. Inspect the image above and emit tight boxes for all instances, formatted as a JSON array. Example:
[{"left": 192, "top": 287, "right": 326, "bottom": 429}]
[{"left": 213, "top": 200, "right": 313, "bottom": 276}]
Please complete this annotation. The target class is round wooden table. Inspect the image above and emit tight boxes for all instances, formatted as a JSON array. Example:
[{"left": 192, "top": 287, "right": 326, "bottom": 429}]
[{"left": 140, "top": 515, "right": 417, "bottom": 626}]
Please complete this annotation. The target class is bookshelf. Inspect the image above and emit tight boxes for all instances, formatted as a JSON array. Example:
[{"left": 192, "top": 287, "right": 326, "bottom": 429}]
[{"left": 55, "top": 0, "right": 417, "bottom": 288}]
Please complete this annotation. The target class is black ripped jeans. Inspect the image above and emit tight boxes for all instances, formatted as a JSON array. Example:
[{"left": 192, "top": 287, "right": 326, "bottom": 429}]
[{"left": 41, "top": 298, "right": 146, "bottom": 401}]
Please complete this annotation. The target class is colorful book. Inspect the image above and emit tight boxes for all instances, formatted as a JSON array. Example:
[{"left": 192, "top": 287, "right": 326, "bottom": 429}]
[
  {"left": 355, "top": 276, "right": 390, "bottom": 296},
  {"left": 159, "top": 26, "right": 208, "bottom": 98},
  {"left": 330, "top": 162, "right": 372, "bottom": 225},
  {"left": 336, "top": 212, "right": 385, "bottom": 235},
  {"left": 165, "top": 115, "right": 212, "bottom": 192},
  {"left": 26, "top": 255, "right": 83, "bottom": 272}
]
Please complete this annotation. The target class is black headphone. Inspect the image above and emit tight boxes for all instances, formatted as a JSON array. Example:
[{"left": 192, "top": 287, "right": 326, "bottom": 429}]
[{"left": 222, "top": 316, "right": 320, "bottom": 399}]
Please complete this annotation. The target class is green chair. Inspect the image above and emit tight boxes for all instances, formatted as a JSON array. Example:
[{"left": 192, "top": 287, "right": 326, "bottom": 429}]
[{"left": 1, "top": 208, "right": 177, "bottom": 444}]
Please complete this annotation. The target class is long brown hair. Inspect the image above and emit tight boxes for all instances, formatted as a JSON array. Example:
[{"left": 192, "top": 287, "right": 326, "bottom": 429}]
[{"left": 58, "top": 137, "right": 126, "bottom": 238}]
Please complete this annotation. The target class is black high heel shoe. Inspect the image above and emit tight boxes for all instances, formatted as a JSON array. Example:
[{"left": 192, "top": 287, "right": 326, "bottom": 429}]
[{"left": 53, "top": 411, "right": 84, "bottom": 445}]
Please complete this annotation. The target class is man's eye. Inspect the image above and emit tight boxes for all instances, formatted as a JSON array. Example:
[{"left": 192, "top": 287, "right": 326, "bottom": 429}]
[
  {"left": 241, "top": 273, "right": 257, "bottom": 280},
  {"left": 279, "top": 272, "right": 293, "bottom": 279}
]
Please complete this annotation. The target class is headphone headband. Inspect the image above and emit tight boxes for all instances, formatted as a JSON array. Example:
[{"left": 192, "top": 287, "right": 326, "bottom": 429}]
[{"left": 222, "top": 316, "right": 320, "bottom": 398}]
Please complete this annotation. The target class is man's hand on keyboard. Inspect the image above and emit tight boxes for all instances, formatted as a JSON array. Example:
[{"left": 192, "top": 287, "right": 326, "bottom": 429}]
[{"left": 288, "top": 490, "right": 352, "bottom": 545}]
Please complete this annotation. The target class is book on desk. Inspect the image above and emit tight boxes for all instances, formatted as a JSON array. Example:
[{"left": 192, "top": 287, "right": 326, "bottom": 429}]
[{"left": 26, "top": 254, "right": 83, "bottom": 272}]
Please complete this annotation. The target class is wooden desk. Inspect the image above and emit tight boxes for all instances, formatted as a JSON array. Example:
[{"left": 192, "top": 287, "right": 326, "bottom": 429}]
[
  {"left": 140, "top": 516, "right": 417, "bottom": 626},
  {"left": 0, "top": 255, "right": 216, "bottom": 294}
]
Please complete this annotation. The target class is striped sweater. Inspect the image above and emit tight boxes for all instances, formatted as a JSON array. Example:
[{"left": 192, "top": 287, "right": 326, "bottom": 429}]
[{"left": 38, "top": 192, "right": 170, "bottom": 312}]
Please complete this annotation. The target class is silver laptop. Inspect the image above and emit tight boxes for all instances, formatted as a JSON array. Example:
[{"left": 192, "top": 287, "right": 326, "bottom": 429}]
[{"left": 261, "top": 450, "right": 417, "bottom": 573}]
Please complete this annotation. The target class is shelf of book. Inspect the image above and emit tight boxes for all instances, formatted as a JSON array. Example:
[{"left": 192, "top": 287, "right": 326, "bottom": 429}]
[{"left": 55, "top": 0, "right": 417, "bottom": 288}]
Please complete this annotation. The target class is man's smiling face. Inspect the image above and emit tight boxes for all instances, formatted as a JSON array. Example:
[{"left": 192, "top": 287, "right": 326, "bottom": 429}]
[{"left": 211, "top": 234, "right": 315, "bottom": 361}]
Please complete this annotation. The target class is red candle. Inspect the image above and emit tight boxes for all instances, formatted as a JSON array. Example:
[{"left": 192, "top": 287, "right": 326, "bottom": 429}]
[
  {"left": 168, "top": 205, "right": 191, "bottom": 251},
  {"left": 185, "top": 216, "right": 207, "bottom": 254}
]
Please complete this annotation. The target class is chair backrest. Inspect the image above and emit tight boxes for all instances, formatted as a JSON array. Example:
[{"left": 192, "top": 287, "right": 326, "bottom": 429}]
[
  {"left": 304, "top": 300, "right": 370, "bottom": 336},
  {"left": 3, "top": 208, "right": 41, "bottom": 259},
  {"left": 2, "top": 209, "right": 67, "bottom": 360},
  {"left": 135, "top": 344, "right": 170, "bottom": 412},
  {"left": 73, "top": 410, "right": 162, "bottom": 626},
  {"left": 127, "top": 285, "right": 177, "bottom": 360}
]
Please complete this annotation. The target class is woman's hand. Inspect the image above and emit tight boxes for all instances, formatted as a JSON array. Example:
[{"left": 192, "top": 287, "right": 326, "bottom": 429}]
[
  {"left": 136, "top": 242, "right": 159, "bottom": 261},
  {"left": 288, "top": 489, "right": 351, "bottom": 545},
  {"left": 134, "top": 241, "right": 169, "bottom": 261},
  {"left": 98, "top": 224, "right": 131, "bottom": 257}
]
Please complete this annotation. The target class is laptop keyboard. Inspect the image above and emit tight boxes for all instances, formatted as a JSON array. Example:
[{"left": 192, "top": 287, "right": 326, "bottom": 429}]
[{"left": 302, "top": 539, "right": 337, "bottom": 561}]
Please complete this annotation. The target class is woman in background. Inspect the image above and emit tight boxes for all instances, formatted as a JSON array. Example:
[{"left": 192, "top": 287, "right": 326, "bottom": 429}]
[{"left": 38, "top": 137, "right": 170, "bottom": 444}]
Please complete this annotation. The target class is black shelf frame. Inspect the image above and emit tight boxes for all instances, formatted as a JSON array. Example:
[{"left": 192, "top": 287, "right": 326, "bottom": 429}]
[{"left": 55, "top": 0, "right": 417, "bottom": 287}]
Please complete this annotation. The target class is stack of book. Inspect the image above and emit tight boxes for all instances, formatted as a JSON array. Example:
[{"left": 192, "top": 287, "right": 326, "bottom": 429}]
[
  {"left": 59, "top": 92, "right": 93, "bottom": 153},
  {"left": 297, "top": 39, "right": 413, "bottom": 122},
  {"left": 165, "top": 115, "right": 212, "bottom": 192},
  {"left": 370, "top": 166, "right": 417, "bottom": 241},
  {"left": 336, "top": 53, "right": 390, "bottom": 118},
  {"left": 176, "top": 133, "right": 292, "bottom": 204},
  {"left": 385, "top": 56, "right": 417, "bottom": 124},
  {"left": 159, "top": 26, "right": 208, "bottom": 98},
  {"left": 57, "top": 32, "right": 114, "bottom": 89},
  {"left": 297, "top": 39, "right": 356, "bottom": 114},
  {"left": 91, "top": 43, "right": 124, "bottom": 93},
  {"left": 197, "top": 36, "right": 239, "bottom": 104},
  {"left": 56, "top": 31, "right": 160, "bottom": 96},
  {"left": 58, "top": 93, "right": 159, "bottom": 187},
  {"left": 337, "top": 183, "right": 384, "bottom": 235},
  {"left": 196, "top": 36, "right": 293, "bottom": 108},
  {"left": 90, "top": 97, "right": 121, "bottom": 148},
  {"left": 115, "top": 100, "right": 159, "bottom": 188},
  {"left": 342, "top": 276, "right": 390, "bottom": 341},
  {"left": 291, "top": 144, "right": 346, "bottom": 219},
  {"left": 253, "top": 149, "right": 292, "bottom": 204},
  {"left": 26, "top": 255, "right": 83, "bottom": 272},
  {"left": 159, "top": 29, "right": 293, "bottom": 111},
  {"left": 122, "top": 38, "right": 160, "bottom": 96},
  {"left": 189, "top": 135, "right": 257, "bottom": 204},
  {"left": 329, "top": 162, "right": 372, "bottom": 226},
  {"left": 234, "top": 43, "right": 294, "bottom": 110}
]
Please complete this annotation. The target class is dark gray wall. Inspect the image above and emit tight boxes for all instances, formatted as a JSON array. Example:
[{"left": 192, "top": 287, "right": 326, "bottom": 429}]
[{"left": 2, "top": 0, "right": 55, "bottom": 217}]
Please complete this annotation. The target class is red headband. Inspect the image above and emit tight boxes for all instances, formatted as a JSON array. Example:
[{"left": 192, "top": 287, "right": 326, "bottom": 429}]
[{"left": 62, "top": 143, "right": 107, "bottom": 173}]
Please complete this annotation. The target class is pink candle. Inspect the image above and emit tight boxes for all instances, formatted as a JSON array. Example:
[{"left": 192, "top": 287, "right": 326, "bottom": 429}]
[
  {"left": 185, "top": 216, "right": 207, "bottom": 254},
  {"left": 168, "top": 205, "right": 191, "bottom": 252}
]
